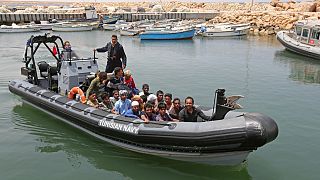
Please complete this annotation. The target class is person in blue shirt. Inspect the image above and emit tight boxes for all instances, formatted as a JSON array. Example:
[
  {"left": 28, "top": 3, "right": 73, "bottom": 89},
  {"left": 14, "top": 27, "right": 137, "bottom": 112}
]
[
  {"left": 124, "top": 101, "right": 142, "bottom": 119},
  {"left": 112, "top": 90, "right": 131, "bottom": 115}
]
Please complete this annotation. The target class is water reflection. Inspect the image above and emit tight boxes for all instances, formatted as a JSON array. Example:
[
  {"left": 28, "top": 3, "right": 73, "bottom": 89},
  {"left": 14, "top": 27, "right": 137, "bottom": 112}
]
[
  {"left": 274, "top": 50, "right": 320, "bottom": 84},
  {"left": 12, "top": 103, "right": 251, "bottom": 180}
]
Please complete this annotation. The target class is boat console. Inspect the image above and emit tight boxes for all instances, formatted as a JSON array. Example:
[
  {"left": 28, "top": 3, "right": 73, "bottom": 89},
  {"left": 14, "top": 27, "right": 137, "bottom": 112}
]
[{"left": 22, "top": 34, "right": 98, "bottom": 95}]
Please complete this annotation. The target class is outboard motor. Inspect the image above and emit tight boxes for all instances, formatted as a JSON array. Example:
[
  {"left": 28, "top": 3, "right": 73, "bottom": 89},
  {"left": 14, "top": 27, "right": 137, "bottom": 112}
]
[
  {"left": 216, "top": 89, "right": 227, "bottom": 105},
  {"left": 213, "top": 89, "right": 234, "bottom": 120},
  {"left": 212, "top": 89, "right": 244, "bottom": 120}
]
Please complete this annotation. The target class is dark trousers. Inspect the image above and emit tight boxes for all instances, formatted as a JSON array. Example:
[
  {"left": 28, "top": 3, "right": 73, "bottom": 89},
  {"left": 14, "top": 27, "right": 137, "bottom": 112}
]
[{"left": 105, "top": 60, "right": 122, "bottom": 73}]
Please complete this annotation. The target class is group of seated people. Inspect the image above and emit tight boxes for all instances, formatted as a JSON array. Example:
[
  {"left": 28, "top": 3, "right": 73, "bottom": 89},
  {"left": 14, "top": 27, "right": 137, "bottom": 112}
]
[{"left": 82, "top": 68, "right": 214, "bottom": 122}]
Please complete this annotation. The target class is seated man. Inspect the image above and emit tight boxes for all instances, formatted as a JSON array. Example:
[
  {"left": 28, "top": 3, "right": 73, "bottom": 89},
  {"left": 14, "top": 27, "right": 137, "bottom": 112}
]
[
  {"left": 139, "top": 84, "right": 151, "bottom": 102},
  {"left": 124, "top": 101, "right": 142, "bottom": 118},
  {"left": 86, "top": 71, "right": 108, "bottom": 99},
  {"left": 124, "top": 70, "right": 139, "bottom": 95},
  {"left": 164, "top": 93, "right": 173, "bottom": 110},
  {"left": 99, "top": 93, "right": 113, "bottom": 112},
  {"left": 146, "top": 94, "right": 157, "bottom": 112},
  {"left": 168, "top": 98, "right": 183, "bottom": 119},
  {"left": 112, "top": 90, "right": 131, "bottom": 115},
  {"left": 155, "top": 90, "right": 164, "bottom": 108},
  {"left": 106, "top": 67, "right": 124, "bottom": 95},
  {"left": 110, "top": 89, "right": 119, "bottom": 107},
  {"left": 131, "top": 95, "right": 144, "bottom": 111},
  {"left": 156, "top": 102, "right": 178, "bottom": 122},
  {"left": 141, "top": 102, "right": 157, "bottom": 122},
  {"left": 179, "top": 96, "right": 213, "bottom": 122},
  {"left": 87, "top": 92, "right": 99, "bottom": 108}
]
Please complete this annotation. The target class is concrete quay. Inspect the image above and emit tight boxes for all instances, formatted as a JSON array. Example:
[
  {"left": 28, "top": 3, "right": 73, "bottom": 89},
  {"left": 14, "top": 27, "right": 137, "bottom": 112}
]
[{"left": 0, "top": 12, "right": 219, "bottom": 24}]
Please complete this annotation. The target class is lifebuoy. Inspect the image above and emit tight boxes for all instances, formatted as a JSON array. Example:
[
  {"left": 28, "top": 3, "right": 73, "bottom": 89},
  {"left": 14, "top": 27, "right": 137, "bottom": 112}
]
[{"left": 68, "top": 87, "right": 86, "bottom": 104}]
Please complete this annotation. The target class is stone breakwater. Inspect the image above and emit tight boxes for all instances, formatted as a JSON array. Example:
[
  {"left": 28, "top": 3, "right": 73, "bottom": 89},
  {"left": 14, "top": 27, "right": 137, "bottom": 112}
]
[
  {"left": 210, "top": 11, "right": 320, "bottom": 36},
  {"left": 2, "top": 1, "right": 320, "bottom": 35}
]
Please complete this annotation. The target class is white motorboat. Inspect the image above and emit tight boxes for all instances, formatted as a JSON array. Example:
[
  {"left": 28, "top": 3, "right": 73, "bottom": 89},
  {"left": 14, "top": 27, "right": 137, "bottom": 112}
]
[
  {"left": 102, "top": 15, "right": 119, "bottom": 24},
  {"left": 102, "top": 20, "right": 130, "bottom": 31},
  {"left": 103, "top": 24, "right": 117, "bottom": 31},
  {"left": 38, "top": 22, "right": 53, "bottom": 30},
  {"left": 0, "top": 23, "right": 40, "bottom": 33},
  {"left": 200, "top": 23, "right": 250, "bottom": 37},
  {"left": 120, "top": 28, "right": 142, "bottom": 36},
  {"left": 52, "top": 23, "right": 93, "bottom": 32}
]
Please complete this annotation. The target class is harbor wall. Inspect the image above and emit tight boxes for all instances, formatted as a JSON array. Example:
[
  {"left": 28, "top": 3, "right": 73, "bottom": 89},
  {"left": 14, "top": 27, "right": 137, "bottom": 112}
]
[
  {"left": 0, "top": 13, "right": 85, "bottom": 23},
  {"left": 0, "top": 12, "right": 219, "bottom": 23}
]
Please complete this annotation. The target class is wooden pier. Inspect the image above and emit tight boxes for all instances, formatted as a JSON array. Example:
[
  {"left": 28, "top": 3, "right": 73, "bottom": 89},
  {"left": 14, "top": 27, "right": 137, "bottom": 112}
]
[{"left": 0, "top": 12, "right": 219, "bottom": 24}]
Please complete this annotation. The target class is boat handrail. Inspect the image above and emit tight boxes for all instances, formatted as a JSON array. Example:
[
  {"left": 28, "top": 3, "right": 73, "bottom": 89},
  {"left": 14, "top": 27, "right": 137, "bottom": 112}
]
[{"left": 61, "top": 57, "right": 98, "bottom": 62}]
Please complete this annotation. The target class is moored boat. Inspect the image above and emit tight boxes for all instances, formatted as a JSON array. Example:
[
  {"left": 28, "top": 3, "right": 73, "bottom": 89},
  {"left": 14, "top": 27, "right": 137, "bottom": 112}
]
[
  {"left": 8, "top": 34, "right": 278, "bottom": 166},
  {"left": 276, "top": 20, "right": 320, "bottom": 60},
  {"left": 139, "top": 29, "right": 196, "bottom": 40},
  {"left": 0, "top": 23, "right": 40, "bottom": 33},
  {"left": 33, "top": 21, "right": 56, "bottom": 30},
  {"left": 103, "top": 24, "right": 117, "bottom": 31},
  {"left": 200, "top": 23, "right": 250, "bottom": 37},
  {"left": 102, "top": 15, "right": 119, "bottom": 24},
  {"left": 52, "top": 23, "right": 93, "bottom": 32},
  {"left": 120, "top": 27, "right": 143, "bottom": 36},
  {"left": 103, "top": 20, "right": 129, "bottom": 31}
]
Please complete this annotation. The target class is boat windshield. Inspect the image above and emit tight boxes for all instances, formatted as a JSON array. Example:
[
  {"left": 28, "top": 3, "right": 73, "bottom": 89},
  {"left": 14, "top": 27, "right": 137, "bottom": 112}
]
[
  {"left": 295, "top": 26, "right": 302, "bottom": 36},
  {"left": 311, "top": 29, "right": 320, "bottom": 40},
  {"left": 302, "top": 28, "right": 309, "bottom": 38}
]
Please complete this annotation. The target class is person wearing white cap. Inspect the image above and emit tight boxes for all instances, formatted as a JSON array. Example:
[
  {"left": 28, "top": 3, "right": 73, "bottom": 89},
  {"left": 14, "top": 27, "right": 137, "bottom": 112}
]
[
  {"left": 147, "top": 94, "right": 158, "bottom": 112},
  {"left": 112, "top": 90, "right": 131, "bottom": 115},
  {"left": 147, "top": 94, "right": 157, "bottom": 103},
  {"left": 124, "top": 101, "right": 142, "bottom": 118}
]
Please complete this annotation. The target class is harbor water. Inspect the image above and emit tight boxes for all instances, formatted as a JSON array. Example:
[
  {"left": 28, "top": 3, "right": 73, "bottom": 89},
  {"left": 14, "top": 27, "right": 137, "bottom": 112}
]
[{"left": 0, "top": 31, "right": 319, "bottom": 180}]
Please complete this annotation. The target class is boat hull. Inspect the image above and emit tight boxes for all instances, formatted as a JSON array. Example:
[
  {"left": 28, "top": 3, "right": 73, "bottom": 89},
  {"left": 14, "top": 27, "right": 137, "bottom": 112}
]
[
  {"left": 0, "top": 27, "right": 40, "bottom": 33},
  {"left": 120, "top": 29, "right": 141, "bottom": 36},
  {"left": 103, "top": 24, "right": 116, "bottom": 31},
  {"left": 8, "top": 79, "right": 278, "bottom": 165},
  {"left": 103, "top": 19, "right": 118, "bottom": 24},
  {"left": 38, "top": 24, "right": 53, "bottom": 30},
  {"left": 140, "top": 29, "right": 196, "bottom": 40},
  {"left": 276, "top": 31, "right": 320, "bottom": 59},
  {"left": 202, "top": 30, "right": 248, "bottom": 37},
  {"left": 20, "top": 98, "right": 251, "bottom": 165},
  {"left": 52, "top": 25, "right": 93, "bottom": 32}
]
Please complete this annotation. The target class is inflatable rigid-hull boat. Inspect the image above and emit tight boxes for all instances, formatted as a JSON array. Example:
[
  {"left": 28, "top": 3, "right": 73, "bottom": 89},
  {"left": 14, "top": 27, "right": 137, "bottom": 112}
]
[
  {"left": 9, "top": 79, "right": 278, "bottom": 165},
  {"left": 277, "top": 31, "right": 320, "bottom": 59}
]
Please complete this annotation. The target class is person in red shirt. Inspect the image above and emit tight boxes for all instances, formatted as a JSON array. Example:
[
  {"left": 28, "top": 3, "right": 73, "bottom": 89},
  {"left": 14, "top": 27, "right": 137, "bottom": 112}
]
[{"left": 124, "top": 70, "right": 139, "bottom": 95}]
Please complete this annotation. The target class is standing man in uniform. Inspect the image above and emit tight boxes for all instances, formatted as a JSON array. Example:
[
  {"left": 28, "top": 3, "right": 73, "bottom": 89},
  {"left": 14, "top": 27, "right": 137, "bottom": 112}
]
[{"left": 95, "top": 35, "right": 127, "bottom": 73}]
